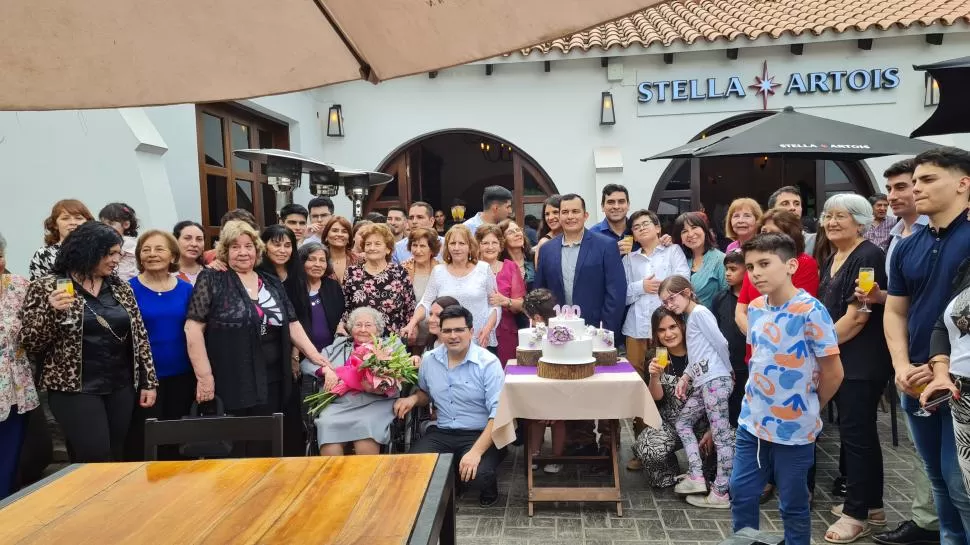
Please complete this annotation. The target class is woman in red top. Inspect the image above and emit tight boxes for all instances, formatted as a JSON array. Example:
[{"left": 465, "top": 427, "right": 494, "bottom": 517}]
[{"left": 734, "top": 209, "right": 819, "bottom": 347}]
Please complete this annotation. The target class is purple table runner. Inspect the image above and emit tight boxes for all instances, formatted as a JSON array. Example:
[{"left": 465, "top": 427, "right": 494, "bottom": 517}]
[{"left": 505, "top": 361, "right": 634, "bottom": 376}]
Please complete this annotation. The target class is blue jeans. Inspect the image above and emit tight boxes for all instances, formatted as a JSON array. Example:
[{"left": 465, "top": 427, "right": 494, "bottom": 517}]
[
  {"left": 730, "top": 427, "right": 814, "bottom": 545},
  {"left": 901, "top": 394, "right": 970, "bottom": 545}
]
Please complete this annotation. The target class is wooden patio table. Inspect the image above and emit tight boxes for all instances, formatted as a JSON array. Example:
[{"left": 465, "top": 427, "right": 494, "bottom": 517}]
[{"left": 0, "top": 454, "right": 455, "bottom": 545}]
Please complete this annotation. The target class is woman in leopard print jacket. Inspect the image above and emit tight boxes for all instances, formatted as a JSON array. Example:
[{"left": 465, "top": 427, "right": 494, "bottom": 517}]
[{"left": 20, "top": 221, "right": 157, "bottom": 463}]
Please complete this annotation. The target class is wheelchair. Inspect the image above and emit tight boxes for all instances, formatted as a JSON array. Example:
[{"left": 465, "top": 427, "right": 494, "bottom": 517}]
[{"left": 299, "top": 372, "right": 427, "bottom": 456}]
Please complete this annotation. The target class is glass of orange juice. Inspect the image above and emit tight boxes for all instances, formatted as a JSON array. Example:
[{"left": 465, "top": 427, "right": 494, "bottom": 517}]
[
  {"left": 656, "top": 347, "right": 669, "bottom": 369},
  {"left": 858, "top": 268, "right": 875, "bottom": 313},
  {"left": 55, "top": 278, "right": 75, "bottom": 325}
]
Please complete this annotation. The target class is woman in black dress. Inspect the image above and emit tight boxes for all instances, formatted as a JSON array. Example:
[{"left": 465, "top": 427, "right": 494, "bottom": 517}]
[{"left": 184, "top": 220, "right": 330, "bottom": 457}]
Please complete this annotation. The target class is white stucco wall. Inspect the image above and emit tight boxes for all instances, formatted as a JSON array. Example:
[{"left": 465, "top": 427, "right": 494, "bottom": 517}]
[
  {"left": 2, "top": 31, "right": 969, "bottom": 275},
  {"left": 0, "top": 92, "right": 338, "bottom": 275},
  {"left": 311, "top": 33, "right": 970, "bottom": 218}
]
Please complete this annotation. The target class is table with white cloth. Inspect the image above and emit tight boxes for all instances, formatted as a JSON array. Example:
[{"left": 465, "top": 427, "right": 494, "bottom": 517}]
[{"left": 493, "top": 360, "right": 660, "bottom": 516}]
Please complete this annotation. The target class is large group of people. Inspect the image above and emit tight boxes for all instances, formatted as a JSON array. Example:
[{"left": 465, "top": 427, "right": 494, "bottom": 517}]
[{"left": 1, "top": 147, "right": 970, "bottom": 544}]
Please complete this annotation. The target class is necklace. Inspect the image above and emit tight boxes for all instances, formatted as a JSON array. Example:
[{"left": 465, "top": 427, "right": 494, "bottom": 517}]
[{"left": 83, "top": 300, "right": 128, "bottom": 344}]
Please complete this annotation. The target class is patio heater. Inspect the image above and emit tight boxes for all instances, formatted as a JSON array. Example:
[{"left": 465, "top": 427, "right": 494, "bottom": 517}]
[{"left": 233, "top": 149, "right": 392, "bottom": 221}]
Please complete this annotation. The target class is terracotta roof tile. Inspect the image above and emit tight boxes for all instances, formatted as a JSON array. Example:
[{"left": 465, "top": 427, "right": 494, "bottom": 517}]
[{"left": 517, "top": 0, "right": 970, "bottom": 55}]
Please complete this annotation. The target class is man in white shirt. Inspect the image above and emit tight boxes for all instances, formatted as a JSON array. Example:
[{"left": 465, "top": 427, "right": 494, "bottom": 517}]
[{"left": 463, "top": 186, "right": 512, "bottom": 235}]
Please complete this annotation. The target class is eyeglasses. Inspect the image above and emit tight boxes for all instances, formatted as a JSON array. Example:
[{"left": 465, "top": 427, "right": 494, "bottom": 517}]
[
  {"left": 440, "top": 327, "right": 469, "bottom": 335},
  {"left": 352, "top": 322, "right": 376, "bottom": 329},
  {"left": 821, "top": 212, "right": 853, "bottom": 223},
  {"left": 662, "top": 289, "right": 689, "bottom": 308},
  {"left": 631, "top": 221, "right": 654, "bottom": 231}
]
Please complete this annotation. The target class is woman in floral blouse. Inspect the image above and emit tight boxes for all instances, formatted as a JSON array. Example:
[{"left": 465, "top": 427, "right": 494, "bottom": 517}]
[
  {"left": 28, "top": 199, "right": 94, "bottom": 281},
  {"left": 0, "top": 232, "right": 39, "bottom": 497},
  {"left": 341, "top": 223, "right": 416, "bottom": 335}
]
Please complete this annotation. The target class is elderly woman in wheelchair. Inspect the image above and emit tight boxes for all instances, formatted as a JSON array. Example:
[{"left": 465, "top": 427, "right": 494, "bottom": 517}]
[{"left": 302, "top": 306, "right": 419, "bottom": 455}]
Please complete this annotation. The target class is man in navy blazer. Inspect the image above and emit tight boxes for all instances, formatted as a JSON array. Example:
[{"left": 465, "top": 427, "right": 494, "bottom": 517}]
[{"left": 535, "top": 194, "right": 625, "bottom": 333}]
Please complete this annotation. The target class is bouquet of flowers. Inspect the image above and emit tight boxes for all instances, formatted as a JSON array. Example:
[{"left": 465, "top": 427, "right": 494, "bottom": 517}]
[{"left": 305, "top": 333, "right": 419, "bottom": 417}]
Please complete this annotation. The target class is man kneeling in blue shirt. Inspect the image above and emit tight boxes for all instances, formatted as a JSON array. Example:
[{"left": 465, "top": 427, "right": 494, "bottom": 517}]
[{"left": 394, "top": 304, "right": 507, "bottom": 507}]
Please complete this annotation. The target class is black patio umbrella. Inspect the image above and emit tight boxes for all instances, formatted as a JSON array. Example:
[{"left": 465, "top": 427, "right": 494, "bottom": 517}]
[
  {"left": 911, "top": 56, "right": 970, "bottom": 137},
  {"left": 643, "top": 106, "right": 938, "bottom": 162}
]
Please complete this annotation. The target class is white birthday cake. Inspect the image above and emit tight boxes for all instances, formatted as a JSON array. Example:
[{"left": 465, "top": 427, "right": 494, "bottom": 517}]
[
  {"left": 516, "top": 306, "right": 621, "bottom": 377},
  {"left": 541, "top": 309, "right": 595, "bottom": 365}
]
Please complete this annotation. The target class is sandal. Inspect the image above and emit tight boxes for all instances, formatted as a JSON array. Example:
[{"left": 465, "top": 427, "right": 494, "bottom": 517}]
[
  {"left": 830, "top": 504, "right": 887, "bottom": 526},
  {"left": 825, "top": 515, "right": 871, "bottom": 544}
]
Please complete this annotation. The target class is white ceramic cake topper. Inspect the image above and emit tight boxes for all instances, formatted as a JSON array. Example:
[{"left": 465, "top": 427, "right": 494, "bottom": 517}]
[
  {"left": 571, "top": 305, "right": 581, "bottom": 319},
  {"left": 553, "top": 304, "right": 561, "bottom": 317}
]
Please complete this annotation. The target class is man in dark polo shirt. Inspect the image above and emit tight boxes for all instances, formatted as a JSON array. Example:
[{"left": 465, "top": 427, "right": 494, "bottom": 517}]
[{"left": 886, "top": 147, "right": 970, "bottom": 542}]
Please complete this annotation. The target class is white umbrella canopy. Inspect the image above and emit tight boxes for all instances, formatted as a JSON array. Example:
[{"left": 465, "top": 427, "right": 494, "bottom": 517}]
[{"left": 0, "top": 0, "right": 656, "bottom": 111}]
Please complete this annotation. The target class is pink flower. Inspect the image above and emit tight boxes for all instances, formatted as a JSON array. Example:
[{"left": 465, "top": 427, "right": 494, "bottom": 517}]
[{"left": 352, "top": 344, "right": 373, "bottom": 360}]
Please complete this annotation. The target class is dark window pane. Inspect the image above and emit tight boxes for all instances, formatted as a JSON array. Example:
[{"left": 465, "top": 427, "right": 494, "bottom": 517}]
[
  {"left": 381, "top": 179, "right": 399, "bottom": 198},
  {"left": 666, "top": 161, "right": 692, "bottom": 191},
  {"left": 206, "top": 175, "right": 229, "bottom": 227},
  {"left": 657, "top": 197, "right": 692, "bottom": 233},
  {"left": 258, "top": 129, "right": 273, "bottom": 149},
  {"left": 236, "top": 180, "right": 254, "bottom": 213},
  {"left": 231, "top": 122, "right": 252, "bottom": 172},
  {"left": 257, "top": 129, "right": 273, "bottom": 175},
  {"left": 824, "top": 161, "right": 850, "bottom": 186},
  {"left": 261, "top": 184, "right": 277, "bottom": 228},
  {"left": 523, "top": 170, "right": 544, "bottom": 196},
  {"left": 202, "top": 114, "right": 225, "bottom": 167}
]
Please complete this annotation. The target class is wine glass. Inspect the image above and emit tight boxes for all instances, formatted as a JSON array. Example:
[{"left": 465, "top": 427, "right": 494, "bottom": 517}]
[
  {"left": 55, "top": 278, "right": 75, "bottom": 325},
  {"left": 858, "top": 268, "right": 875, "bottom": 313}
]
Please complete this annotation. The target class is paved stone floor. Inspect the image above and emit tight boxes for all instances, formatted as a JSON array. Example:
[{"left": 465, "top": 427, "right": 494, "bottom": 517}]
[{"left": 456, "top": 407, "right": 916, "bottom": 545}]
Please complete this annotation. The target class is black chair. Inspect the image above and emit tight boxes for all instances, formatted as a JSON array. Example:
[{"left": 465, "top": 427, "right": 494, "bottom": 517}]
[{"left": 143, "top": 413, "right": 284, "bottom": 461}]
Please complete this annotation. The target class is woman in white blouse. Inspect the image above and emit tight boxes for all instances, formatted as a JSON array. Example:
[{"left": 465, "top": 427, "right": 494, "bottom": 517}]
[
  {"left": 402, "top": 224, "right": 500, "bottom": 351},
  {"left": 622, "top": 210, "right": 690, "bottom": 383}
]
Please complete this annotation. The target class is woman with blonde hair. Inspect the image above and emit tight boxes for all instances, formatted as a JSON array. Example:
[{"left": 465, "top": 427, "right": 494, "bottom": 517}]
[
  {"left": 341, "top": 223, "right": 416, "bottom": 334},
  {"left": 402, "top": 224, "right": 500, "bottom": 350},
  {"left": 724, "top": 198, "right": 763, "bottom": 253},
  {"left": 477, "top": 223, "right": 526, "bottom": 364},
  {"left": 184, "top": 221, "right": 329, "bottom": 456}
]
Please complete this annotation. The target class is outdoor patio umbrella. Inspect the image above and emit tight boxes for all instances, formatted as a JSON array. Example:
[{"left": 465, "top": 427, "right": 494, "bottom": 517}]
[
  {"left": 643, "top": 106, "right": 939, "bottom": 162},
  {"left": 0, "top": 0, "right": 655, "bottom": 111},
  {"left": 911, "top": 56, "right": 970, "bottom": 137}
]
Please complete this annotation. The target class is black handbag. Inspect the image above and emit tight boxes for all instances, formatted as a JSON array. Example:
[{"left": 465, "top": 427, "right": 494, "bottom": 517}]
[{"left": 178, "top": 397, "right": 234, "bottom": 459}]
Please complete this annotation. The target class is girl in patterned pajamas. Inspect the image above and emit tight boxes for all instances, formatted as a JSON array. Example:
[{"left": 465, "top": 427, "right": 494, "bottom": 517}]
[{"left": 658, "top": 275, "right": 735, "bottom": 509}]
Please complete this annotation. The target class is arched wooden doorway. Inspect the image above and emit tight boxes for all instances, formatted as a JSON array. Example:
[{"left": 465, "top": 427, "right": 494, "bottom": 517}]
[
  {"left": 367, "top": 130, "right": 559, "bottom": 223},
  {"left": 649, "top": 112, "right": 877, "bottom": 233}
]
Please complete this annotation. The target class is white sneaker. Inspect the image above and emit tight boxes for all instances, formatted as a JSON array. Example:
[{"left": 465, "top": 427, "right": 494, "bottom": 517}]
[
  {"left": 543, "top": 464, "right": 562, "bottom": 474},
  {"left": 686, "top": 490, "right": 731, "bottom": 509},
  {"left": 673, "top": 476, "right": 708, "bottom": 495},
  {"left": 531, "top": 463, "right": 538, "bottom": 470}
]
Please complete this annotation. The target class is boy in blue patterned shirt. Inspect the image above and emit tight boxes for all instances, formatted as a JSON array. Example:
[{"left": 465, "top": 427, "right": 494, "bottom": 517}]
[{"left": 731, "top": 233, "right": 843, "bottom": 545}]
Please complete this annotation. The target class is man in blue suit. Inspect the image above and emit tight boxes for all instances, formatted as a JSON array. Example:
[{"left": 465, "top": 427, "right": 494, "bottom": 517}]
[
  {"left": 535, "top": 193, "right": 625, "bottom": 333},
  {"left": 535, "top": 193, "right": 626, "bottom": 455}
]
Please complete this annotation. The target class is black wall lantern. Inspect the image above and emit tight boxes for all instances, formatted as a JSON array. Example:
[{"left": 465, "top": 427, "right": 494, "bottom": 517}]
[
  {"left": 326, "top": 105, "right": 344, "bottom": 136},
  {"left": 600, "top": 91, "right": 616, "bottom": 126},
  {"left": 924, "top": 73, "right": 940, "bottom": 107}
]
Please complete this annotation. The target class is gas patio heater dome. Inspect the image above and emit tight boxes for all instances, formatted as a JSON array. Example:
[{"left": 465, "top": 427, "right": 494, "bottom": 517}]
[{"left": 233, "top": 149, "right": 392, "bottom": 221}]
